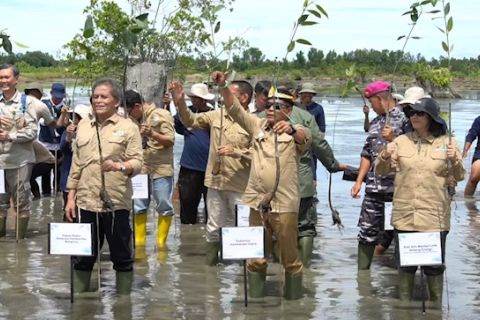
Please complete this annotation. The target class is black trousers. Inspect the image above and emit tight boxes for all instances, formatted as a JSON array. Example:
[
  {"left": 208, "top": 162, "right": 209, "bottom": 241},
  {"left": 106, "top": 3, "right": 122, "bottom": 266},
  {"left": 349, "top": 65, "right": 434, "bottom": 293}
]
[
  {"left": 177, "top": 166, "right": 208, "bottom": 224},
  {"left": 73, "top": 209, "right": 133, "bottom": 272},
  {"left": 30, "top": 150, "right": 62, "bottom": 196}
]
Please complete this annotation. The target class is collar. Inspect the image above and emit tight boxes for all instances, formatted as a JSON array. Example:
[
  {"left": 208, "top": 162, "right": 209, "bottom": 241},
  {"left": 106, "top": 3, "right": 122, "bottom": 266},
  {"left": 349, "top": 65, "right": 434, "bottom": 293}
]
[
  {"left": 411, "top": 131, "right": 435, "bottom": 144},
  {"left": 0, "top": 90, "right": 20, "bottom": 103},
  {"left": 90, "top": 112, "right": 121, "bottom": 126}
]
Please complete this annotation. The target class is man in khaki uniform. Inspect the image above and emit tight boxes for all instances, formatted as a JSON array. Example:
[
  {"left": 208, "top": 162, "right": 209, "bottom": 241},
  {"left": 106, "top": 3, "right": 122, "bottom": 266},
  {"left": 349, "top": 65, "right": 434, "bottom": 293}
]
[
  {"left": 208, "top": 71, "right": 311, "bottom": 300},
  {"left": 0, "top": 64, "right": 39, "bottom": 239},
  {"left": 171, "top": 80, "right": 253, "bottom": 266},
  {"left": 125, "top": 90, "right": 175, "bottom": 254},
  {"left": 65, "top": 78, "right": 143, "bottom": 295}
]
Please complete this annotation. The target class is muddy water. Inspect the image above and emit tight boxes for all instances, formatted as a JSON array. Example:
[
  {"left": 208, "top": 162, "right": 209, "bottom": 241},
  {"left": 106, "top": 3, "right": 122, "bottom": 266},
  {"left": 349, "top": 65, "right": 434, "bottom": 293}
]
[{"left": 0, "top": 97, "right": 479, "bottom": 319}]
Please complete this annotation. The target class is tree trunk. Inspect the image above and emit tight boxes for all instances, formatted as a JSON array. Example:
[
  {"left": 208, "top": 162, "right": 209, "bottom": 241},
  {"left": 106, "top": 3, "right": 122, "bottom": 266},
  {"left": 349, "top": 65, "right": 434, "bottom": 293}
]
[{"left": 126, "top": 62, "right": 168, "bottom": 107}]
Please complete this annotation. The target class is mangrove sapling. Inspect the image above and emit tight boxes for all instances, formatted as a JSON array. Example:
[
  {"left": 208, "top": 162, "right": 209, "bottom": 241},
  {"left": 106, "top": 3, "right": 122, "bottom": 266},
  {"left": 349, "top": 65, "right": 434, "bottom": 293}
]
[{"left": 258, "top": 0, "right": 327, "bottom": 213}]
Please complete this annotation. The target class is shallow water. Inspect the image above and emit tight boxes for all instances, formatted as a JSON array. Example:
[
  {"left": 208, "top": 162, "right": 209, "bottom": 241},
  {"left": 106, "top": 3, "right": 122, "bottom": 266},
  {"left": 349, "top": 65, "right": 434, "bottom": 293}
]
[{"left": 0, "top": 97, "right": 479, "bottom": 319}]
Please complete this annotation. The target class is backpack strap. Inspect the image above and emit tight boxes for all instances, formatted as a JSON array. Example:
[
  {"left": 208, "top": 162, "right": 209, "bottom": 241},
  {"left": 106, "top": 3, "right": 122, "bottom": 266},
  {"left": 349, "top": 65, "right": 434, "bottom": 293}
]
[{"left": 21, "top": 94, "right": 27, "bottom": 114}]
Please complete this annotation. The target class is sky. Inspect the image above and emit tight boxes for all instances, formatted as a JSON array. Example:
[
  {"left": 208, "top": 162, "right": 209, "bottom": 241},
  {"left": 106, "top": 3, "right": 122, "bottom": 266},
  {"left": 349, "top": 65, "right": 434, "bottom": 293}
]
[{"left": 1, "top": 0, "right": 479, "bottom": 60}]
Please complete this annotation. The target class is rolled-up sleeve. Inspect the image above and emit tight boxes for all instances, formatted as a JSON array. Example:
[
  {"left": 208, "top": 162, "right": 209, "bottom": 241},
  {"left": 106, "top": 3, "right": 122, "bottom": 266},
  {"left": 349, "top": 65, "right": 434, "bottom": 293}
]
[{"left": 126, "top": 124, "right": 143, "bottom": 176}]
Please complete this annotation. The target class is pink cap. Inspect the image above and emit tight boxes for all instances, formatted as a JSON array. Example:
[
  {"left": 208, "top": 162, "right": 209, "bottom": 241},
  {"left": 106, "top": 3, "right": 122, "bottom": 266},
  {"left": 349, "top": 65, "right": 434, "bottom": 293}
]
[{"left": 363, "top": 81, "right": 391, "bottom": 98}]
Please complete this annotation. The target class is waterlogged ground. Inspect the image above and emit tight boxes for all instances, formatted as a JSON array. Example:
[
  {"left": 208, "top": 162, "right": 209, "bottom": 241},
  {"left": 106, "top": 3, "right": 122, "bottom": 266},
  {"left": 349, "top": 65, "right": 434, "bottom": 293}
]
[{"left": 0, "top": 97, "right": 479, "bottom": 319}]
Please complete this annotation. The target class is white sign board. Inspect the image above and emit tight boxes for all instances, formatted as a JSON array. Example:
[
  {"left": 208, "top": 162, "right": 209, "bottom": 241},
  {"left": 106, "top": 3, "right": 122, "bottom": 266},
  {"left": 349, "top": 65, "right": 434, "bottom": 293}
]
[
  {"left": 398, "top": 232, "right": 442, "bottom": 267},
  {"left": 132, "top": 174, "right": 149, "bottom": 199},
  {"left": 49, "top": 223, "right": 93, "bottom": 256},
  {"left": 235, "top": 203, "right": 250, "bottom": 227},
  {"left": 0, "top": 169, "right": 5, "bottom": 193},
  {"left": 221, "top": 226, "right": 264, "bottom": 260},
  {"left": 384, "top": 202, "right": 393, "bottom": 231}
]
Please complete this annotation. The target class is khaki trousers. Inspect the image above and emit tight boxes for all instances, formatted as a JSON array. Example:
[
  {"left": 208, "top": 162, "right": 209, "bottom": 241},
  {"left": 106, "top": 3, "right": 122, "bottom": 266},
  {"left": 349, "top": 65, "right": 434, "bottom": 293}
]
[
  {"left": 205, "top": 188, "right": 242, "bottom": 242},
  {"left": 247, "top": 208, "right": 303, "bottom": 275}
]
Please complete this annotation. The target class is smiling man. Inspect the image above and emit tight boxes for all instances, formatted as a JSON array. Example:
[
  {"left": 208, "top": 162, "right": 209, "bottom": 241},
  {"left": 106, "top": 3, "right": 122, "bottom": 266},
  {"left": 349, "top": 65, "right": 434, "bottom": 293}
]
[{"left": 0, "top": 64, "right": 38, "bottom": 239}]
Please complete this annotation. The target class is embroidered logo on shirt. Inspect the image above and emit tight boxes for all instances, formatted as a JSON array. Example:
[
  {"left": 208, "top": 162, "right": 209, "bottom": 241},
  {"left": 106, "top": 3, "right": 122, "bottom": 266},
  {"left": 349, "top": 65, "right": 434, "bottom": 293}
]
[{"left": 113, "top": 129, "right": 125, "bottom": 137}]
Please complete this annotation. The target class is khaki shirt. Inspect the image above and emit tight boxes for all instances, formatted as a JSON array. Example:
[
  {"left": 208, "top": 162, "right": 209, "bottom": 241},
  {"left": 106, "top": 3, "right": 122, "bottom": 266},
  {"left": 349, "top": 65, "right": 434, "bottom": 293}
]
[
  {"left": 376, "top": 132, "right": 465, "bottom": 231},
  {"left": 227, "top": 98, "right": 311, "bottom": 213},
  {"left": 141, "top": 104, "right": 174, "bottom": 178},
  {"left": 67, "top": 113, "right": 143, "bottom": 212},
  {"left": 177, "top": 101, "right": 251, "bottom": 193},
  {"left": 0, "top": 91, "right": 38, "bottom": 169}
]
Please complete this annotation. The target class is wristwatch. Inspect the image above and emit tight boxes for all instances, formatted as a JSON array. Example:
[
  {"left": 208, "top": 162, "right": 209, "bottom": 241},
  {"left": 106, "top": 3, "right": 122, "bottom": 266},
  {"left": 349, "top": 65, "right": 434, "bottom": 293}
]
[
  {"left": 288, "top": 125, "right": 297, "bottom": 136},
  {"left": 119, "top": 163, "right": 126, "bottom": 172}
]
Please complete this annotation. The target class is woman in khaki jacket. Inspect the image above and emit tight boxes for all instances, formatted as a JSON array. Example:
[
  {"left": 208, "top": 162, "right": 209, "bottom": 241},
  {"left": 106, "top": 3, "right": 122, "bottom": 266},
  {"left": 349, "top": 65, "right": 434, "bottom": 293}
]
[{"left": 376, "top": 97, "right": 465, "bottom": 304}]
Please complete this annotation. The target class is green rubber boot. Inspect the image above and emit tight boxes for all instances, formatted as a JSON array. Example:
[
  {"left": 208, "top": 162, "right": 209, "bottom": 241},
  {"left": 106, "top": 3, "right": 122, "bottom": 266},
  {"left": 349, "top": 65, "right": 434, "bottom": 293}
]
[
  {"left": 298, "top": 237, "right": 314, "bottom": 268},
  {"left": 205, "top": 241, "right": 220, "bottom": 266},
  {"left": 357, "top": 243, "right": 375, "bottom": 270},
  {"left": 0, "top": 217, "right": 6, "bottom": 237},
  {"left": 398, "top": 270, "right": 415, "bottom": 301},
  {"left": 17, "top": 217, "right": 29, "bottom": 239},
  {"left": 284, "top": 273, "right": 303, "bottom": 300},
  {"left": 73, "top": 270, "right": 92, "bottom": 293},
  {"left": 427, "top": 274, "right": 443, "bottom": 303},
  {"left": 116, "top": 271, "right": 133, "bottom": 295},
  {"left": 248, "top": 271, "right": 267, "bottom": 298}
]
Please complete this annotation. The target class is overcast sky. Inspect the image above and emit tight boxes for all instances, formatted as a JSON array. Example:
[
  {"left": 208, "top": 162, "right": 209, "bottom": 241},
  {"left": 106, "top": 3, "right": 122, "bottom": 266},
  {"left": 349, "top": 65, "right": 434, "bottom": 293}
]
[{"left": 2, "top": 0, "right": 479, "bottom": 60}]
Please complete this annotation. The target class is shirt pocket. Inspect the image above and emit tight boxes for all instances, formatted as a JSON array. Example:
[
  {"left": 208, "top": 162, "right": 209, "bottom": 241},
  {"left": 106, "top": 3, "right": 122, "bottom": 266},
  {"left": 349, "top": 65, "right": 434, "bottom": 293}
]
[
  {"left": 430, "top": 150, "right": 448, "bottom": 177},
  {"left": 396, "top": 148, "right": 415, "bottom": 172},
  {"left": 104, "top": 136, "right": 126, "bottom": 159}
]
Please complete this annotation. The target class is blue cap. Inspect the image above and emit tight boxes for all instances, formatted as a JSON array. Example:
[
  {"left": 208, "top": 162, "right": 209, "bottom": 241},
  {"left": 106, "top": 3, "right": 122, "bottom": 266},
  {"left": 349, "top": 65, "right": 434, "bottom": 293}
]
[{"left": 51, "top": 83, "right": 66, "bottom": 99}]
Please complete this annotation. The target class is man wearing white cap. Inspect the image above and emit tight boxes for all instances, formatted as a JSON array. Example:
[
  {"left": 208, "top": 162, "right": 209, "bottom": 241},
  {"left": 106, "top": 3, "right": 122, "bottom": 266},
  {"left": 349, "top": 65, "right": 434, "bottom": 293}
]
[{"left": 174, "top": 83, "right": 212, "bottom": 225}]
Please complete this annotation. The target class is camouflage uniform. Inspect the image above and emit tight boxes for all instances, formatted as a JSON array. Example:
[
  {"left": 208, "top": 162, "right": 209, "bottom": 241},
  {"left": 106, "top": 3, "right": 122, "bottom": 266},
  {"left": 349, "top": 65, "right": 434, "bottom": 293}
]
[{"left": 357, "top": 106, "right": 409, "bottom": 244}]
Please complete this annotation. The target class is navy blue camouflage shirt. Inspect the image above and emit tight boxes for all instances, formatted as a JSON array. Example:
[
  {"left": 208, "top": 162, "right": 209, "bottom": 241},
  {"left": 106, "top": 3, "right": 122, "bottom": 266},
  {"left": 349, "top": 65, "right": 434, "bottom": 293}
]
[{"left": 361, "top": 106, "right": 410, "bottom": 194}]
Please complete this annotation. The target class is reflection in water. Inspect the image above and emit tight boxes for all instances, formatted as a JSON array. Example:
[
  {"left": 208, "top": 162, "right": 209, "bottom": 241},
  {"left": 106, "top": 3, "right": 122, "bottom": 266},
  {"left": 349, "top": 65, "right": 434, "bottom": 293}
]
[{"left": 0, "top": 97, "right": 479, "bottom": 318}]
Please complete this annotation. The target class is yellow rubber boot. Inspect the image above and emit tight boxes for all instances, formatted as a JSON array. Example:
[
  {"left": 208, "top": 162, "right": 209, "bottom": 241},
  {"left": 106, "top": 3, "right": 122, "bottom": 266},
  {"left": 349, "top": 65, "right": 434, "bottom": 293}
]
[
  {"left": 157, "top": 216, "right": 172, "bottom": 250},
  {"left": 134, "top": 213, "right": 147, "bottom": 247}
]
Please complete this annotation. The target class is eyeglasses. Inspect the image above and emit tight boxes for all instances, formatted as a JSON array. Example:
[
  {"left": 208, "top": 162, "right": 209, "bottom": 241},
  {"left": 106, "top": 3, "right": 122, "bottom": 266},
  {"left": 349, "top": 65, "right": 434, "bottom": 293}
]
[
  {"left": 407, "top": 110, "right": 426, "bottom": 118},
  {"left": 267, "top": 103, "right": 282, "bottom": 110}
]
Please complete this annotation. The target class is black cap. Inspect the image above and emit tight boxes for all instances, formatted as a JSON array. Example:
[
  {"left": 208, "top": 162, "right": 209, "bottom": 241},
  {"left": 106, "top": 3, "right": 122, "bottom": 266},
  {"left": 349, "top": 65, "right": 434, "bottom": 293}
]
[{"left": 411, "top": 97, "right": 444, "bottom": 125}]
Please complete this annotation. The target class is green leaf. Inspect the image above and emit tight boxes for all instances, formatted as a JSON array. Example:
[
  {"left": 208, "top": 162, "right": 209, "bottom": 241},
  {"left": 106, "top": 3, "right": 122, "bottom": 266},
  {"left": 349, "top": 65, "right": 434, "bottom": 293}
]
[
  {"left": 214, "top": 21, "right": 221, "bottom": 33},
  {"left": 316, "top": 4, "right": 329, "bottom": 18},
  {"left": 287, "top": 41, "right": 295, "bottom": 53},
  {"left": 83, "top": 15, "right": 94, "bottom": 39},
  {"left": 298, "top": 14, "right": 309, "bottom": 24},
  {"left": 442, "top": 41, "right": 449, "bottom": 52},
  {"left": 410, "top": 7, "right": 419, "bottom": 22},
  {"left": 12, "top": 40, "right": 28, "bottom": 48},
  {"left": 2, "top": 37, "right": 12, "bottom": 54},
  {"left": 300, "top": 21, "right": 318, "bottom": 26},
  {"left": 213, "top": 5, "right": 224, "bottom": 14},
  {"left": 135, "top": 13, "right": 149, "bottom": 22},
  {"left": 420, "top": 0, "right": 432, "bottom": 5},
  {"left": 411, "top": 36, "right": 421, "bottom": 39},
  {"left": 447, "top": 17, "right": 453, "bottom": 32},
  {"left": 444, "top": 2, "right": 450, "bottom": 15},
  {"left": 397, "top": 35, "right": 406, "bottom": 40},
  {"left": 431, "top": 0, "right": 438, "bottom": 6},
  {"left": 401, "top": 10, "right": 412, "bottom": 16},
  {"left": 303, "top": 0, "right": 309, "bottom": 8},
  {"left": 427, "top": 10, "right": 441, "bottom": 13},
  {"left": 436, "top": 26, "right": 445, "bottom": 33},
  {"left": 308, "top": 9, "right": 322, "bottom": 18},
  {"left": 296, "top": 38, "right": 312, "bottom": 45}
]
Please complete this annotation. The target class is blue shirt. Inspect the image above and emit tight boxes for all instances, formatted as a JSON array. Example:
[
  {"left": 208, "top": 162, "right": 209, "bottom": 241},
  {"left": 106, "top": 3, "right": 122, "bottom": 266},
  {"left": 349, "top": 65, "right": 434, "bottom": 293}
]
[
  {"left": 466, "top": 116, "right": 480, "bottom": 160},
  {"left": 306, "top": 102, "right": 326, "bottom": 133},
  {"left": 174, "top": 106, "right": 210, "bottom": 172}
]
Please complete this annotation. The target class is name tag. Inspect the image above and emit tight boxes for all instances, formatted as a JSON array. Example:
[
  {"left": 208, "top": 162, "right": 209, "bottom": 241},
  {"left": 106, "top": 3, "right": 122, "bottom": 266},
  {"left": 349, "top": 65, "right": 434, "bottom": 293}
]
[{"left": 398, "top": 232, "right": 442, "bottom": 267}]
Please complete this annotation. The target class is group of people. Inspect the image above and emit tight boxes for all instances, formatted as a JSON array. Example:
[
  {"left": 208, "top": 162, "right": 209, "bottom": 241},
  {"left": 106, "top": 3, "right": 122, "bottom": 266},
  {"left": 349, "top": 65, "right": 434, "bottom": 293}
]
[
  {"left": 353, "top": 81, "right": 465, "bottom": 306},
  {"left": 0, "top": 62, "right": 476, "bottom": 305}
]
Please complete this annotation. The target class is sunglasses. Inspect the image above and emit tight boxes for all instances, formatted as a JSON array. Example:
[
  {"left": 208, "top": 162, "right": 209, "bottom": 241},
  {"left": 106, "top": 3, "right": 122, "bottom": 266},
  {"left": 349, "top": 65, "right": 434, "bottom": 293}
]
[
  {"left": 266, "top": 103, "right": 282, "bottom": 110},
  {"left": 406, "top": 110, "right": 426, "bottom": 118}
]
